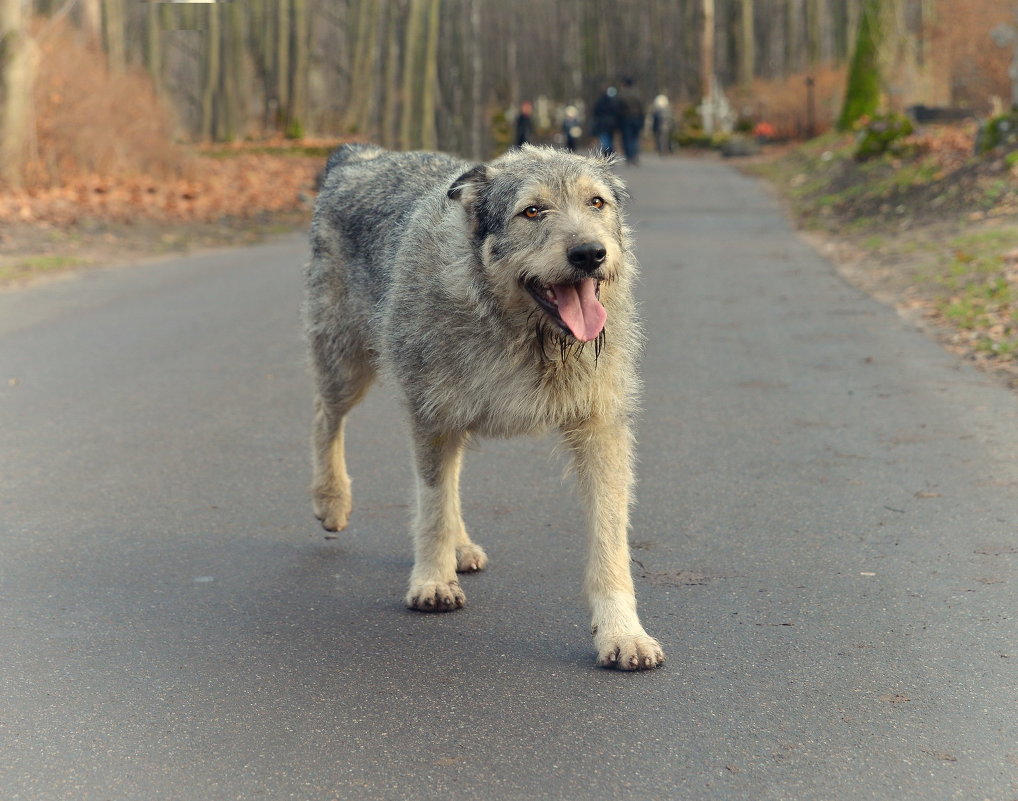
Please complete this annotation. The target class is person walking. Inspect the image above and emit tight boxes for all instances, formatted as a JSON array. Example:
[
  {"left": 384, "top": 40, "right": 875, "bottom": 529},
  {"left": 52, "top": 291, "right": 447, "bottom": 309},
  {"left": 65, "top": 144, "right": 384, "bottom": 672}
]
[
  {"left": 514, "top": 101, "right": 534, "bottom": 148},
  {"left": 651, "top": 94, "right": 674, "bottom": 156},
  {"left": 590, "top": 86, "right": 620, "bottom": 156},
  {"left": 617, "top": 77, "right": 645, "bottom": 165}
]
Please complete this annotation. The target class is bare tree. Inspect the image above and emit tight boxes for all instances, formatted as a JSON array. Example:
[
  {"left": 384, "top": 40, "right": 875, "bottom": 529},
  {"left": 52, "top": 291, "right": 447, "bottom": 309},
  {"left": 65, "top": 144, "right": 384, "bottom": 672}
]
[
  {"left": 200, "top": 2, "right": 220, "bottom": 141},
  {"left": 102, "top": 0, "right": 125, "bottom": 71},
  {"left": 380, "top": 0, "right": 403, "bottom": 148},
  {"left": 348, "top": 0, "right": 381, "bottom": 136},
  {"left": 288, "top": 0, "right": 309, "bottom": 136},
  {"left": 702, "top": 0, "right": 716, "bottom": 124},
  {"left": 0, "top": 0, "right": 38, "bottom": 187},
  {"left": 468, "top": 0, "right": 483, "bottom": 158},
  {"left": 738, "top": 0, "right": 755, "bottom": 85},
  {"left": 399, "top": 0, "right": 425, "bottom": 150},
  {"left": 80, "top": 0, "right": 100, "bottom": 41}
]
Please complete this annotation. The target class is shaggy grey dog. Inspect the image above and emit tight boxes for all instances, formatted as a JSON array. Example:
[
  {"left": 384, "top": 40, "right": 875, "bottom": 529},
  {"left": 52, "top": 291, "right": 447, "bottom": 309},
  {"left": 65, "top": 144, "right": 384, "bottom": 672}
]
[{"left": 304, "top": 143, "right": 663, "bottom": 670}]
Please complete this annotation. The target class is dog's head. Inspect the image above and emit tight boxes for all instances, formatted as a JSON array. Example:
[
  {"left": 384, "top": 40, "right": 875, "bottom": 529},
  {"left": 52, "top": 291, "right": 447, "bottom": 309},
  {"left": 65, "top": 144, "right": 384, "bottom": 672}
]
[{"left": 448, "top": 146, "right": 634, "bottom": 348}]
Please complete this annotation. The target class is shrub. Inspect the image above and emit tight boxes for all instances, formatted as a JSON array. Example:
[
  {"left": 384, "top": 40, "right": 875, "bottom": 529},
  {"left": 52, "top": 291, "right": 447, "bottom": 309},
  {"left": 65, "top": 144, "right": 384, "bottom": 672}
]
[
  {"left": 974, "top": 112, "right": 1018, "bottom": 155},
  {"left": 727, "top": 64, "right": 847, "bottom": 140},
  {"left": 854, "top": 113, "right": 914, "bottom": 160},
  {"left": 28, "top": 19, "right": 190, "bottom": 187}
]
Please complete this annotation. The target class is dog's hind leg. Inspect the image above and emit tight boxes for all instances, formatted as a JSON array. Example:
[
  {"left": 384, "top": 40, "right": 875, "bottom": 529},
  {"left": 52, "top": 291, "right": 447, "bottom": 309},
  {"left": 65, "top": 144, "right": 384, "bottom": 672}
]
[
  {"left": 405, "top": 426, "right": 485, "bottom": 611},
  {"left": 310, "top": 362, "right": 374, "bottom": 531},
  {"left": 562, "top": 417, "right": 665, "bottom": 671}
]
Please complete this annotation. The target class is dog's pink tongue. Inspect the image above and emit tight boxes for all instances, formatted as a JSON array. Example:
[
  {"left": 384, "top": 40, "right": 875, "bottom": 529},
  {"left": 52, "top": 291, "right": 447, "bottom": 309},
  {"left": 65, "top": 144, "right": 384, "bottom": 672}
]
[{"left": 553, "top": 279, "right": 606, "bottom": 342}]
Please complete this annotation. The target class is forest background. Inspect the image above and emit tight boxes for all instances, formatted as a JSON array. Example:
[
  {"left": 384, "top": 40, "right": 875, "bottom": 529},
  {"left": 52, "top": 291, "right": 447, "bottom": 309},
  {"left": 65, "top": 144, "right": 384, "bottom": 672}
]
[{"left": 0, "top": 0, "right": 1013, "bottom": 189}]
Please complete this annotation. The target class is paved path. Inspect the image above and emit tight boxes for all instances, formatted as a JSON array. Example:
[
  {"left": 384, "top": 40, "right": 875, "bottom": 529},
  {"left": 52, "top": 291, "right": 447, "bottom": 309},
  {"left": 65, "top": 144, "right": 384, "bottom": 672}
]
[{"left": 2, "top": 156, "right": 1016, "bottom": 800}]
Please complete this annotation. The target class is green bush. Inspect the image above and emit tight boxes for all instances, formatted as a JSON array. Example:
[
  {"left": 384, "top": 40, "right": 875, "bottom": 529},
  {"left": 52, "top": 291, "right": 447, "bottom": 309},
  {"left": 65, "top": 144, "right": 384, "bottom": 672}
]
[
  {"left": 734, "top": 117, "right": 755, "bottom": 134},
  {"left": 854, "top": 113, "right": 914, "bottom": 160},
  {"left": 284, "top": 117, "right": 305, "bottom": 140},
  {"left": 975, "top": 112, "right": 1018, "bottom": 155}
]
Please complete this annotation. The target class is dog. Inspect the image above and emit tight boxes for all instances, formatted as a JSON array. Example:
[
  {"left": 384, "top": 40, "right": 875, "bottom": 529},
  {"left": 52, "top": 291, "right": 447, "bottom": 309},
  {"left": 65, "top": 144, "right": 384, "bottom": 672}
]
[{"left": 304, "top": 143, "right": 663, "bottom": 670}]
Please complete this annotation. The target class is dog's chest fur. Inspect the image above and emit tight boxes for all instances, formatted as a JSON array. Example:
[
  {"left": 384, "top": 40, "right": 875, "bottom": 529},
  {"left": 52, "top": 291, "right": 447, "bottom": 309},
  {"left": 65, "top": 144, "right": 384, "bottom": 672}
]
[{"left": 393, "top": 329, "right": 621, "bottom": 436}]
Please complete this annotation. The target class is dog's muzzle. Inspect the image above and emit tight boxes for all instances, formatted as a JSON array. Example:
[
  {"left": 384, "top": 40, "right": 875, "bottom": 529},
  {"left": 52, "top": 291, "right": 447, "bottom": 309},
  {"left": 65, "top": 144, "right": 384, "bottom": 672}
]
[{"left": 525, "top": 275, "right": 606, "bottom": 343}]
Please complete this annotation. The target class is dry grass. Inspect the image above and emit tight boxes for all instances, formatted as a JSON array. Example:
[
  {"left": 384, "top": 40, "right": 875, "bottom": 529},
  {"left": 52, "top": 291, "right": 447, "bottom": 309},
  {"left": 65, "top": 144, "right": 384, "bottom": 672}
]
[
  {"left": 0, "top": 21, "right": 342, "bottom": 227},
  {"left": 728, "top": 64, "right": 848, "bottom": 139},
  {"left": 26, "top": 19, "right": 191, "bottom": 188}
]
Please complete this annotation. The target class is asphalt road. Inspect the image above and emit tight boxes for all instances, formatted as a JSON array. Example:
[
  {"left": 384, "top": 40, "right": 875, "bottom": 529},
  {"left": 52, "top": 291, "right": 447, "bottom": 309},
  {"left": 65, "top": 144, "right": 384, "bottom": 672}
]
[{"left": 2, "top": 156, "right": 1016, "bottom": 801}]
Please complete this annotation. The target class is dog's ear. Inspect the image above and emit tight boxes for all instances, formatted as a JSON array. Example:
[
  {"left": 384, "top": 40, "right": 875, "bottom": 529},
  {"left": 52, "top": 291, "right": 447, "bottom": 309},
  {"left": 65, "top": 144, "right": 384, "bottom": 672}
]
[
  {"left": 447, "top": 165, "right": 488, "bottom": 204},
  {"left": 590, "top": 151, "right": 630, "bottom": 209},
  {"left": 606, "top": 172, "right": 630, "bottom": 208}
]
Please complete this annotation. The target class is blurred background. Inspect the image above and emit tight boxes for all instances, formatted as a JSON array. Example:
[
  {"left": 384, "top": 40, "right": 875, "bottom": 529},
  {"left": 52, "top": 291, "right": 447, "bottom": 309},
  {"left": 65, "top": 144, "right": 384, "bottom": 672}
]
[
  {"left": 2, "top": 1, "right": 1016, "bottom": 168},
  {"left": 0, "top": 1, "right": 1015, "bottom": 242}
]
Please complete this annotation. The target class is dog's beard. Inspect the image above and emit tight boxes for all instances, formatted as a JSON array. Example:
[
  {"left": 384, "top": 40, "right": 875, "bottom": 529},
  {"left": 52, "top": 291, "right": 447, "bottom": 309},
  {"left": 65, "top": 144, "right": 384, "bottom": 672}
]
[{"left": 529, "top": 308, "right": 606, "bottom": 364}]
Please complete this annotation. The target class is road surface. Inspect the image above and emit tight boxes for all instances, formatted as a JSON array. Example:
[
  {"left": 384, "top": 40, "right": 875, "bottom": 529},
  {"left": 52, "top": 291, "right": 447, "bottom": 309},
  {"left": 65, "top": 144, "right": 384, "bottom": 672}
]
[{"left": 2, "top": 156, "right": 1016, "bottom": 800}]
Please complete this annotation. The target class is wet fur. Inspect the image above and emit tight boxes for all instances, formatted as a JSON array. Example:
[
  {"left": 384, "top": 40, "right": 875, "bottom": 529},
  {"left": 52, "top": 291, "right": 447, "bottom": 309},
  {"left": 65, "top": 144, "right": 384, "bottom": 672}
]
[{"left": 304, "top": 144, "right": 663, "bottom": 670}]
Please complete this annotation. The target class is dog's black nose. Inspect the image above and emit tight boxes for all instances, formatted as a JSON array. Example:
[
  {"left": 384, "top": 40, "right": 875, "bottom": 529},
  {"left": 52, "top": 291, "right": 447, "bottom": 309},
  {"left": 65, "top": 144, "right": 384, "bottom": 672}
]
[{"left": 567, "top": 242, "right": 607, "bottom": 273}]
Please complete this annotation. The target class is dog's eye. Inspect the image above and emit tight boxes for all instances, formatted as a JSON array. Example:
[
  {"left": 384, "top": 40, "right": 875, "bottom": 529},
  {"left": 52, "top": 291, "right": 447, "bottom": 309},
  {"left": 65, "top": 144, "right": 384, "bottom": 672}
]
[
  {"left": 522, "top": 206, "right": 542, "bottom": 219},
  {"left": 590, "top": 197, "right": 606, "bottom": 210}
]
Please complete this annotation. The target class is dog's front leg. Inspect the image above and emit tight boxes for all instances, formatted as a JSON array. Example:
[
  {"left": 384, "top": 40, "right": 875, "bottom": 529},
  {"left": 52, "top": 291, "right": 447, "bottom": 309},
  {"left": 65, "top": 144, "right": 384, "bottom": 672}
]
[
  {"left": 405, "top": 427, "right": 475, "bottom": 612},
  {"left": 563, "top": 418, "right": 665, "bottom": 670}
]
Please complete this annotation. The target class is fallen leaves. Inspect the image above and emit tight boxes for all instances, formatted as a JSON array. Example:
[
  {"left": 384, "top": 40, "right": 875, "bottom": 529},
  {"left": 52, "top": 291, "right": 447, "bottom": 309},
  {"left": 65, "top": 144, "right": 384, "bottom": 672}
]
[{"left": 0, "top": 148, "right": 329, "bottom": 226}]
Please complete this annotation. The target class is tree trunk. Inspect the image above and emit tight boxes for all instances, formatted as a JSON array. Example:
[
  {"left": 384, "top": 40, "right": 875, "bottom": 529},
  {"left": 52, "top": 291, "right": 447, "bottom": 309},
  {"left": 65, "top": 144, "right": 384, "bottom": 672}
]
[
  {"left": 837, "top": 0, "right": 882, "bottom": 130},
  {"left": 419, "top": 0, "right": 440, "bottom": 151},
  {"left": 200, "top": 3, "right": 220, "bottom": 141},
  {"left": 399, "top": 0, "right": 425, "bottom": 150},
  {"left": 806, "top": 0, "right": 823, "bottom": 65},
  {"left": 102, "top": 0, "right": 126, "bottom": 72},
  {"left": 738, "top": 0, "right": 754, "bottom": 86},
  {"left": 215, "top": 1, "right": 244, "bottom": 141},
  {"left": 80, "top": 0, "right": 100, "bottom": 42},
  {"left": 145, "top": 2, "right": 163, "bottom": 96},
  {"left": 0, "top": 0, "right": 38, "bottom": 187},
  {"left": 275, "top": 0, "right": 290, "bottom": 132},
  {"left": 349, "top": 0, "right": 381, "bottom": 137},
  {"left": 287, "top": 0, "right": 308, "bottom": 137},
  {"left": 784, "top": 0, "right": 802, "bottom": 74},
  {"left": 701, "top": 0, "right": 715, "bottom": 132},
  {"left": 468, "top": 0, "right": 483, "bottom": 159},
  {"left": 381, "top": 0, "right": 402, "bottom": 149}
]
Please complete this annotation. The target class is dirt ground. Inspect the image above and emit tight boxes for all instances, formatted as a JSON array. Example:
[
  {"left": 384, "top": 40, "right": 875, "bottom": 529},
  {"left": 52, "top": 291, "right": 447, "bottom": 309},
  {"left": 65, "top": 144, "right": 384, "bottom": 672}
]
[
  {"left": 0, "top": 139, "right": 329, "bottom": 290},
  {"left": 0, "top": 209, "right": 311, "bottom": 291}
]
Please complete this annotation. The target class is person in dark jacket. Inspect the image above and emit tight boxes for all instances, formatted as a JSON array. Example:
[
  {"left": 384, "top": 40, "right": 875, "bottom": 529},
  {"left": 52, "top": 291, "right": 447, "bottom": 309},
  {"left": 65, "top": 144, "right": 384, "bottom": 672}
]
[
  {"left": 616, "top": 77, "right": 645, "bottom": 165},
  {"left": 514, "top": 101, "right": 534, "bottom": 148},
  {"left": 590, "top": 86, "right": 620, "bottom": 156}
]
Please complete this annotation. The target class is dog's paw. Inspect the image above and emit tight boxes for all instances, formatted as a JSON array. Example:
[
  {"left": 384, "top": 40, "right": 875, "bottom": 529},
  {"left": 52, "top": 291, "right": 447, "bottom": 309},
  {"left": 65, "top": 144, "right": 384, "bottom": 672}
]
[
  {"left": 406, "top": 580, "right": 466, "bottom": 612},
  {"left": 595, "top": 634, "right": 665, "bottom": 671},
  {"left": 312, "top": 492, "right": 352, "bottom": 532},
  {"left": 455, "top": 543, "right": 488, "bottom": 573}
]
